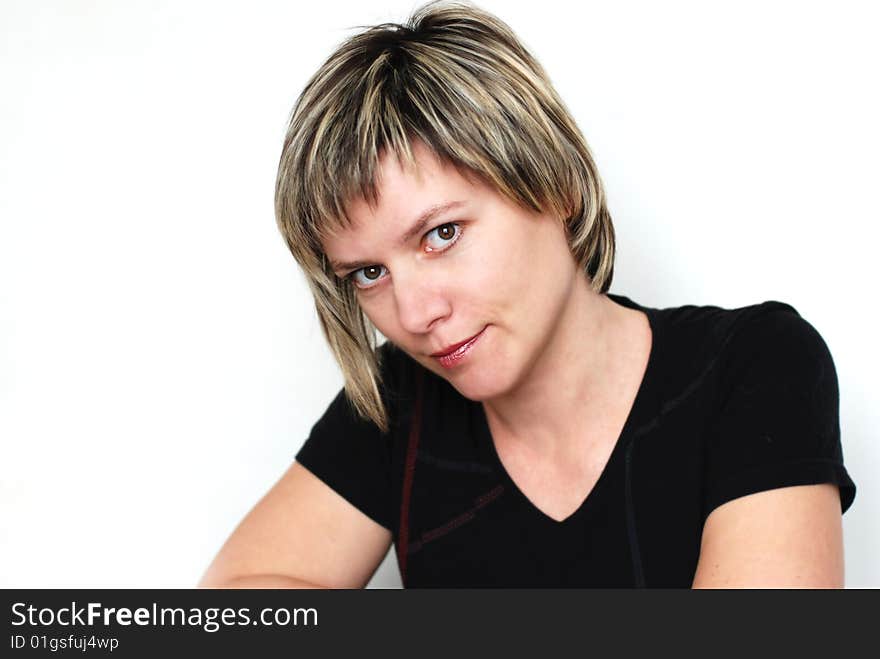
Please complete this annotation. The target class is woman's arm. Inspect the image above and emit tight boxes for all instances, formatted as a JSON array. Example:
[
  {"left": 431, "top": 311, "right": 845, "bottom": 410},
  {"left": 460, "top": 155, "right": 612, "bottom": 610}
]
[
  {"left": 202, "top": 575, "right": 327, "bottom": 589},
  {"left": 197, "top": 461, "right": 393, "bottom": 589},
  {"left": 691, "top": 483, "right": 845, "bottom": 588}
]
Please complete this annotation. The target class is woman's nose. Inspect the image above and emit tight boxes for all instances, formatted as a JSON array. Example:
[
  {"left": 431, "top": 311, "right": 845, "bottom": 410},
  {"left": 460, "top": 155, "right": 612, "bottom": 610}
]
[{"left": 392, "top": 268, "right": 451, "bottom": 336}]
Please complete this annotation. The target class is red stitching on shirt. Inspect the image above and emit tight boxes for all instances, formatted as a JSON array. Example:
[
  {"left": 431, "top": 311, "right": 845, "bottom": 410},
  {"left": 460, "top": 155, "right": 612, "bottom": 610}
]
[
  {"left": 396, "top": 367, "right": 424, "bottom": 586},
  {"left": 474, "top": 484, "right": 505, "bottom": 506},
  {"left": 421, "top": 510, "right": 476, "bottom": 543},
  {"left": 409, "top": 484, "right": 506, "bottom": 554}
]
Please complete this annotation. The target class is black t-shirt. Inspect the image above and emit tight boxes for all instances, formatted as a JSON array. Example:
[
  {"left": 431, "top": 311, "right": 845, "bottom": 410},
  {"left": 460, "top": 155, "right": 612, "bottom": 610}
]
[{"left": 295, "top": 293, "right": 857, "bottom": 587}]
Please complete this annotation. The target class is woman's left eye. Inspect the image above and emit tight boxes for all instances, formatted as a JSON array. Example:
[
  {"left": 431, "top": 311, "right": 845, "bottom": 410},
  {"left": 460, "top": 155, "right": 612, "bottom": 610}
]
[{"left": 424, "top": 222, "right": 462, "bottom": 252}]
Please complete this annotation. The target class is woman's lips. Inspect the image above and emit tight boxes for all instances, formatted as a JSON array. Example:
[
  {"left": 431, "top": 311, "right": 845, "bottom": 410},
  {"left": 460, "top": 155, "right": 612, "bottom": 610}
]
[{"left": 433, "top": 327, "right": 486, "bottom": 369}]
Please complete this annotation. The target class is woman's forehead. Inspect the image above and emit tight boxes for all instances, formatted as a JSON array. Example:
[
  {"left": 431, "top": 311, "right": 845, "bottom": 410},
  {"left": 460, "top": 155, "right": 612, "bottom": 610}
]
[{"left": 339, "top": 153, "right": 476, "bottom": 229}]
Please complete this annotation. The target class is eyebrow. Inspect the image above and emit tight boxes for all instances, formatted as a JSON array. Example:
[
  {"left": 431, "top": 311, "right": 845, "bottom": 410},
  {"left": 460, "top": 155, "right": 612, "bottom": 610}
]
[{"left": 329, "top": 200, "right": 465, "bottom": 273}]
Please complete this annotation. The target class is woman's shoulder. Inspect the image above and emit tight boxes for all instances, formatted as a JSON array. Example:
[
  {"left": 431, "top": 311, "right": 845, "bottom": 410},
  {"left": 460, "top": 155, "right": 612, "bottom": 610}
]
[
  {"left": 667, "top": 298, "right": 829, "bottom": 364},
  {"left": 649, "top": 296, "right": 823, "bottom": 357},
  {"left": 656, "top": 297, "right": 800, "bottom": 332},
  {"left": 631, "top": 295, "right": 835, "bottom": 405},
  {"left": 612, "top": 292, "right": 807, "bottom": 349}
]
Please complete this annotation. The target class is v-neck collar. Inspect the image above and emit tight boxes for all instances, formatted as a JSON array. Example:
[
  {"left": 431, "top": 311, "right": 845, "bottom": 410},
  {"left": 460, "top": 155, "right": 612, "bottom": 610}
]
[{"left": 471, "top": 293, "right": 663, "bottom": 526}]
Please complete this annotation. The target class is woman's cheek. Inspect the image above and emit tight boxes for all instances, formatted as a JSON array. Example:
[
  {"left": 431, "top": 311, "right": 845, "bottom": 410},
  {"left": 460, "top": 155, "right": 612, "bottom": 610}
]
[
  {"left": 359, "top": 296, "right": 395, "bottom": 337},
  {"left": 461, "top": 239, "right": 502, "bottom": 292}
]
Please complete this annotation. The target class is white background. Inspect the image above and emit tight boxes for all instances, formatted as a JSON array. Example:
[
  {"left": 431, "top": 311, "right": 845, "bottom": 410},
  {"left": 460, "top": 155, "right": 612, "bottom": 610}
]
[{"left": 1, "top": 0, "right": 876, "bottom": 588}]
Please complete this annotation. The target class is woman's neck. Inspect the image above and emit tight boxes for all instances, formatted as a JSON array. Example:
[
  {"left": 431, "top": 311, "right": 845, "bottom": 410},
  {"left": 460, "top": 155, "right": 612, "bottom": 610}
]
[{"left": 482, "top": 276, "right": 643, "bottom": 461}]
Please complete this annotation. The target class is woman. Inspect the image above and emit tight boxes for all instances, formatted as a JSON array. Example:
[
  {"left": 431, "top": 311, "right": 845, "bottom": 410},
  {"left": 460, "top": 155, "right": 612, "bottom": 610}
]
[{"left": 199, "top": 0, "right": 856, "bottom": 588}]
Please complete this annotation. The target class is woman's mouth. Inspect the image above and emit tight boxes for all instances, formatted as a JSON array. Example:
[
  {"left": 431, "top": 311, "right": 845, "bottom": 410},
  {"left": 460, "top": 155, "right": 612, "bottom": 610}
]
[{"left": 432, "top": 327, "right": 486, "bottom": 369}]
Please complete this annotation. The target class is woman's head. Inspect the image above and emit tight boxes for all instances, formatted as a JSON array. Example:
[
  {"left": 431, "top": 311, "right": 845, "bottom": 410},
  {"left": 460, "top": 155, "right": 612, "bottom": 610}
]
[{"left": 275, "top": 0, "right": 615, "bottom": 431}]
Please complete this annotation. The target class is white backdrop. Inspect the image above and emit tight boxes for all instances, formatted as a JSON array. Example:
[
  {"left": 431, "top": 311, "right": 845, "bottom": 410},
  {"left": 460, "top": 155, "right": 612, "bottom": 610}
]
[{"left": 1, "top": 0, "right": 876, "bottom": 588}]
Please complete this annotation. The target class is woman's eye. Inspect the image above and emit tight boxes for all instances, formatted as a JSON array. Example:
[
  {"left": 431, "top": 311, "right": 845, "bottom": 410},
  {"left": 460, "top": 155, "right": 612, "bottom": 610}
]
[
  {"left": 424, "top": 222, "right": 461, "bottom": 251},
  {"left": 346, "top": 222, "right": 462, "bottom": 291},
  {"left": 349, "top": 265, "right": 387, "bottom": 289}
]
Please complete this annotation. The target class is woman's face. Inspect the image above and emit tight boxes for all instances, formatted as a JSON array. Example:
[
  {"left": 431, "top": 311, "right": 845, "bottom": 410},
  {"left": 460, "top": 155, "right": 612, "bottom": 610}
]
[{"left": 321, "top": 140, "right": 582, "bottom": 402}]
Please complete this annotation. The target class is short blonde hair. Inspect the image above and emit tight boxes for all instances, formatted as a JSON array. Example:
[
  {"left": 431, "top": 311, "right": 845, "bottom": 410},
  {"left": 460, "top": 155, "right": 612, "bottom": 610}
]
[{"left": 275, "top": 0, "right": 616, "bottom": 432}]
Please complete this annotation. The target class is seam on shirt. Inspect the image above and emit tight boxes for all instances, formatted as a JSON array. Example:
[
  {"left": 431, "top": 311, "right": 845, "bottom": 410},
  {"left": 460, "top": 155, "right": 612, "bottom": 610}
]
[
  {"left": 624, "top": 439, "right": 646, "bottom": 587},
  {"left": 416, "top": 450, "right": 495, "bottom": 474},
  {"left": 628, "top": 305, "right": 796, "bottom": 439},
  {"left": 396, "top": 367, "right": 424, "bottom": 587},
  {"left": 622, "top": 332, "right": 749, "bottom": 588},
  {"left": 407, "top": 484, "right": 505, "bottom": 555}
]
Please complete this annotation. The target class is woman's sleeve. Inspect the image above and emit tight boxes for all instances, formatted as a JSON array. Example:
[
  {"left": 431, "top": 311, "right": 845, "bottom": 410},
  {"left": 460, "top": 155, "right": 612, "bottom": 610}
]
[
  {"left": 294, "top": 386, "right": 394, "bottom": 532},
  {"left": 702, "top": 306, "right": 857, "bottom": 523}
]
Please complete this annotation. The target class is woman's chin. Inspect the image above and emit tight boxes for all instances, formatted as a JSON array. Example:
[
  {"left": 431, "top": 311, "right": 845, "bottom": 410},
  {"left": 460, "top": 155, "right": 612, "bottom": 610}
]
[{"left": 444, "top": 367, "right": 516, "bottom": 403}]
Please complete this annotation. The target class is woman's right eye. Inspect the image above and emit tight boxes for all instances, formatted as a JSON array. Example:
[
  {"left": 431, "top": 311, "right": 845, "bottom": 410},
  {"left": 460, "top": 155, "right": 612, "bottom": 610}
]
[{"left": 349, "top": 264, "right": 387, "bottom": 289}]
